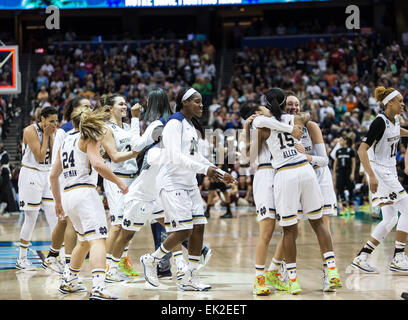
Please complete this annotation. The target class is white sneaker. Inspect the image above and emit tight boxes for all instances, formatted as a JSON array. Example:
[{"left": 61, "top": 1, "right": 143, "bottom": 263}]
[
  {"left": 279, "top": 261, "right": 289, "bottom": 284},
  {"left": 105, "top": 267, "right": 125, "bottom": 283},
  {"left": 322, "top": 269, "right": 336, "bottom": 292},
  {"left": 350, "top": 254, "right": 379, "bottom": 273},
  {"left": 42, "top": 256, "right": 65, "bottom": 274},
  {"left": 140, "top": 254, "right": 160, "bottom": 287},
  {"left": 389, "top": 253, "right": 408, "bottom": 273},
  {"left": 89, "top": 286, "right": 119, "bottom": 300},
  {"left": 59, "top": 278, "right": 86, "bottom": 294},
  {"left": 176, "top": 259, "right": 189, "bottom": 282},
  {"left": 16, "top": 258, "right": 37, "bottom": 271},
  {"left": 179, "top": 269, "right": 211, "bottom": 291},
  {"left": 197, "top": 247, "right": 212, "bottom": 271}
]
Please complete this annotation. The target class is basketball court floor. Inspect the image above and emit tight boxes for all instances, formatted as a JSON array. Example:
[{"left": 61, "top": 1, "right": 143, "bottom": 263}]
[{"left": 0, "top": 206, "right": 406, "bottom": 300}]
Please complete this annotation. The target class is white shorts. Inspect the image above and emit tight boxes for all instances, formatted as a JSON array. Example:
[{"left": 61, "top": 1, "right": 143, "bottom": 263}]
[
  {"left": 104, "top": 176, "right": 135, "bottom": 226},
  {"left": 122, "top": 198, "right": 165, "bottom": 232},
  {"left": 253, "top": 166, "right": 276, "bottom": 222},
  {"left": 160, "top": 188, "right": 207, "bottom": 233},
  {"left": 370, "top": 163, "right": 407, "bottom": 207},
  {"left": 274, "top": 161, "right": 324, "bottom": 227},
  {"left": 315, "top": 166, "right": 337, "bottom": 216},
  {"left": 18, "top": 166, "right": 54, "bottom": 211},
  {"left": 62, "top": 187, "right": 108, "bottom": 242}
]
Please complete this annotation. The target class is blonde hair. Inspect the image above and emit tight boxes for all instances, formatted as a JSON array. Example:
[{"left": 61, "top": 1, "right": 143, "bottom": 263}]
[
  {"left": 71, "top": 106, "right": 110, "bottom": 142},
  {"left": 374, "top": 86, "right": 398, "bottom": 107},
  {"left": 97, "top": 93, "right": 123, "bottom": 113}
]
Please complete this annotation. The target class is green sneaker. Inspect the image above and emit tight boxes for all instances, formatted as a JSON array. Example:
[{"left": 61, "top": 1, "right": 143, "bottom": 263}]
[
  {"left": 118, "top": 257, "right": 139, "bottom": 277},
  {"left": 265, "top": 270, "right": 289, "bottom": 291},
  {"left": 253, "top": 275, "right": 271, "bottom": 296},
  {"left": 327, "top": 267, "right": 342, "bottom": 289},
  {"left": 288, "top": 278, "right": 302, "bottom": 295}
]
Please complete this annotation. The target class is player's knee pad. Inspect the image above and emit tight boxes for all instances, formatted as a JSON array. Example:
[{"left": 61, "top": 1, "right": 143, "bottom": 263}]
[{"left": 371, "top": 205, "right": 398, "bottom": 241}]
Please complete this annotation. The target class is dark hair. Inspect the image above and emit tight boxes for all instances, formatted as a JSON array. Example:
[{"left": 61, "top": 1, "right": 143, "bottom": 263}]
[
  {"left": 175, "top": 87, "right": 204, "bottom": 137},
  {"left": 345, "top": 137, "right": 353, "bottom": 147},
  {"left": 144, "top": 87, "right": 173, "bottom": 122},
  {"left": 40, "top": 106, "right": 58, "bottom": 120},
  {"left": 264, "top": 87, "right": 286, "bottom": 121},
  {"left": 239, "top": 103, "right": 258, "bottom": 120},
  {"left": 63, "top": 97, "right": 89, "bottom": 121}
]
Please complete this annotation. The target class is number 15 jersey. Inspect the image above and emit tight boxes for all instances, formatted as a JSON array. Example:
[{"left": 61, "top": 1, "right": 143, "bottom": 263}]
[
  {"left": 254, "top": 114, "right": 307, "bottom": 170},
  {"left": 59, "top": 131, "right": 98, "bottom": 191}
]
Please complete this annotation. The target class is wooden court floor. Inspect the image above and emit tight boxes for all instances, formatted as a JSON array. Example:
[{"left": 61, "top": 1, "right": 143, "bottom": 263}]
[{"left": 0, "top": 207, "right": 407, "bottom": 300}]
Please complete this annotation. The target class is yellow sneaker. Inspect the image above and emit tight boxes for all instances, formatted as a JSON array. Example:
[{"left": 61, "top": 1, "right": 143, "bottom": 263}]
[
  {"left": 265, "top": 270, "right": 289, "bottom": 291},
  {"left": 253, "top": 275, "right": 271, "bottom": 296},
  {"left": 288, "top": 278, "right": 302, "bottom": 295},
  {"left": 327, "top": 267, "right": 342, "bottom": 289},
  {"left": 119, "top": 257, "right": 139, "bottom": 277}
]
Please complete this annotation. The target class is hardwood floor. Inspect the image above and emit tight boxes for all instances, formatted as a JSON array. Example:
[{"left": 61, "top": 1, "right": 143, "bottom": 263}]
[{"left": 0, "top": 207, "right": 406, "bottom": 300}]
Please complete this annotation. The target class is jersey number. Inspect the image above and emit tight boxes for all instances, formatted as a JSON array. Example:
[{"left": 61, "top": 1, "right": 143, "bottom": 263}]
[
  {"left": 62, "top": 150, "right": 75, "bottom": 169},
  {"left": 277, "top": 133, "right": 295, "bottom": 150},
  {"left": 125, "top": 144, "right": 131, "bottom": 152},
  {"left": 390, "top": 142, "right": 398, "bottom": 157}
]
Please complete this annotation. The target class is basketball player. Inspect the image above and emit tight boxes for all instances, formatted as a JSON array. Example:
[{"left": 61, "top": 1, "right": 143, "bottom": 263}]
[
  {"left": 274, "top": 91, "right": 339, "bottom": 292},
  {"left": 42, "top": 97, "right": 91, "bottom": 274},
  {"left": 140, "top": 87, "right": 235, "bottom": 291},
  {"left": 49, "top": 106, "right": 128, "bottom": 300},
  {"left": 239, "top": 102, "right": 302, "bottom": 295},
  {"left": 350, "top": 86, "right": 408, "bottom": 274},
  {"left": 252, "top": 88, "right": 342, "bottom": 294},
  {"left": 16, "top": 106, "right": 59, "bottom": 270},
  {"left": 333, "top": 135, "right": 356, "bottom": 214},
  {"left": 100, "top": 94, "right": 139, "bottom": 278}
]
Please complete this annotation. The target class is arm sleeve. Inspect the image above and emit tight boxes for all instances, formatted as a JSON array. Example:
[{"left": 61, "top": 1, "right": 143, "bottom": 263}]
[
  {"left": 162, "top": 120, "right": 211, "bottom": 175},
  {"left": 252, "top": 116, "right": 293, "bottom": 133},
  {"left": 310, "top": 143, "right": 329, "bottom": 167},
  {"left": 130, "top": 118, "right": 156, "bottom": 152},
  {"left": 361, "top": 117, "right": 386, "bottom": 147}
]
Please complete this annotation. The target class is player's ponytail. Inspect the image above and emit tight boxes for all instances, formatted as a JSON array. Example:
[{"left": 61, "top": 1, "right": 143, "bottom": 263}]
[
  {"left": 374, "top": 86, "right": 399, "bottom": 110},
  {"left": 71, "top": 107, "right": 109, "bottom": 142},
  {"left": 264, "top": 87, "right": 286, "bottom": 121}
]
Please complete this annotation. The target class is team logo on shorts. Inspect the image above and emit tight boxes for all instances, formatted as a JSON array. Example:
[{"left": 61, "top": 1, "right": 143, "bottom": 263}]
[
  {"left": 260, "top": 207, "right": 266, "bottom": 216},
  {"left": 20, "top": 201, "right": 25, "bottom": 207},
  {"left": 99, "top": 227, "right": 107, "bottom": 235},
  {"left": 110, "top": 215, "right": 115, "bottom": 222},
  {"left": 172, "top": 220, "right": 177, "bottom": 228},
  {"left": 389, "top": 192, "right": 397, "bottom": 201},
  {"left": 123, "top": 219, "right": 131, "bottom": 227},
  {"left": 276, "top": 213, "right": 281, "bottom": 221}
]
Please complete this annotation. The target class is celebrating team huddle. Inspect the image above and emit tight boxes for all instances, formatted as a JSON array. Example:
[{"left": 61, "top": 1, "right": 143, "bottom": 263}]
[{"left": 14, "top": 83, "right": 408, "bottom": 299}]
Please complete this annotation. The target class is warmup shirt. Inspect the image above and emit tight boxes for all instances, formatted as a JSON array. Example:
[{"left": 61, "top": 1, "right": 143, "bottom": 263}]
[
  {"left": 157, "top": 112, "right": 214, "bottom": 191},
  {"left": 335, "top": 147, "right": 355, "bottom": 176}
]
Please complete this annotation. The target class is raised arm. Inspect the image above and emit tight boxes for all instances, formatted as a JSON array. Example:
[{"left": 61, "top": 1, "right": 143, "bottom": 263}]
[
  {"left": 101, "top": 127, "right": 137, "bottom": 163},
  {"left": 23, "top": 125, "right": 52, "bottom": 163},
  {"left": 306, "top": 121, "right": 329, "bottom": 167}
]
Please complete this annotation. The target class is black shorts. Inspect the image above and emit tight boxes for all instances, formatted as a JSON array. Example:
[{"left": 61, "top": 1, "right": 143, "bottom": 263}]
[{"left": 209, "top": 181, "right": 227, "bottom": 192}]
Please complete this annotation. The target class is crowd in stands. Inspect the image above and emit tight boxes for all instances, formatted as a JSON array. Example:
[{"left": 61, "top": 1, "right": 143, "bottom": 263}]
[{"left": 6, "top": 30, "right": 408, "bottom": 217}]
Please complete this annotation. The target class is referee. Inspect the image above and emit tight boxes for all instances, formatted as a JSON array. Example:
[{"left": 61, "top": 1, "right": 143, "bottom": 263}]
[{"left": 333, "top": 135, "right": 356, "bottom": 214}]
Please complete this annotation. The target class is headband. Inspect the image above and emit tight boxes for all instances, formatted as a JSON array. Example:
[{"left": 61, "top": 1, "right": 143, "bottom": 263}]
[
  {"left": 182, "top": 88, "right": 198, "bottom": 102},
  {"left": 382, "top": 90, "right": 400, "bottom": 106}
]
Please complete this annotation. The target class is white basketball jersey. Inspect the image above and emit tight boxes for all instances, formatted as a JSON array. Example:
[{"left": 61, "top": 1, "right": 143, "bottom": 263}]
[
  {"left": 60, "top": 132, "right": 98, "bottom": 190},
  {"left": 106, "top": 121, "right": 138, "bottom": 174},
  {"left": 251, "top": 123, "right": 273, "bottom": 165},
  {"left": 21, "top": 123, "right": 52, "bottom": 171},
  {"left": 368, "top": 114, "right": 400, "bottom": 168},
  {"left": 300, "top": 127, "right": 314, "bottom": 156},
  {"left": 265, "top": 114, "right": 307, "bottom": 169}
]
